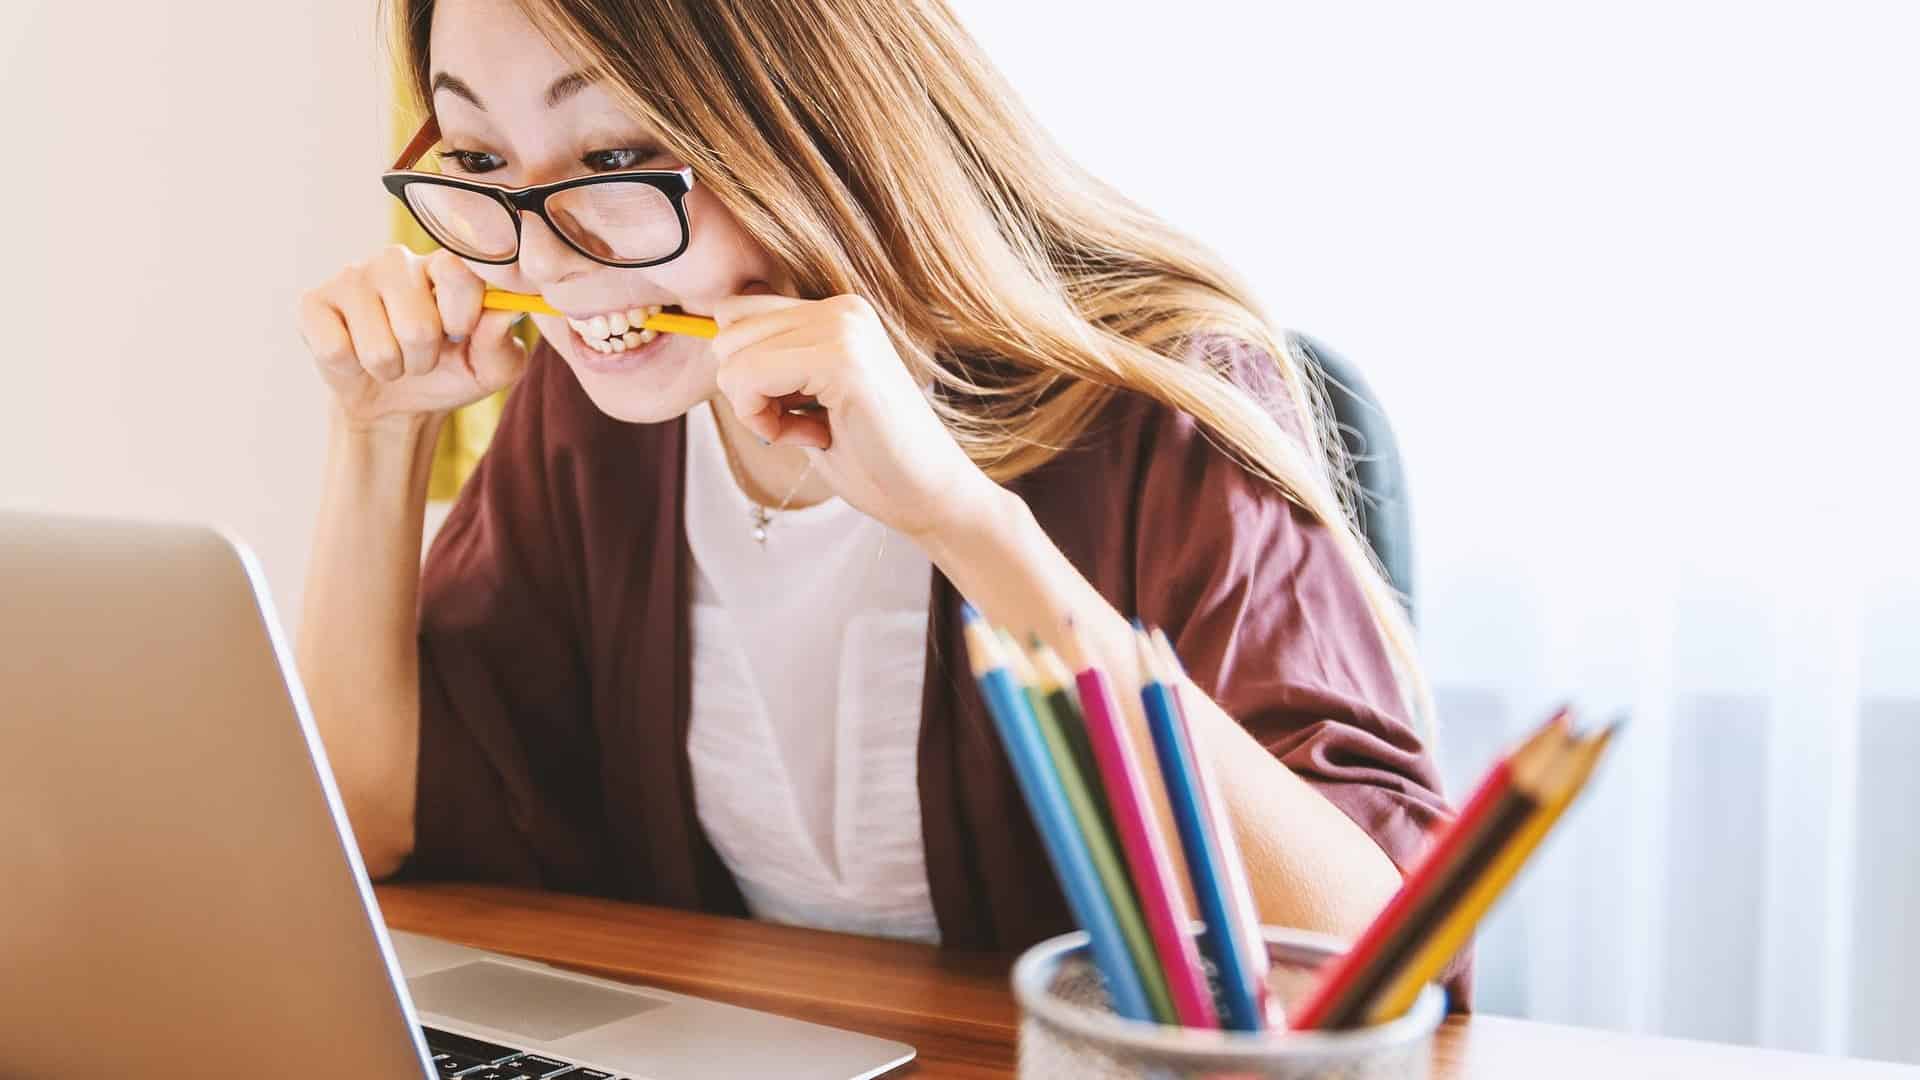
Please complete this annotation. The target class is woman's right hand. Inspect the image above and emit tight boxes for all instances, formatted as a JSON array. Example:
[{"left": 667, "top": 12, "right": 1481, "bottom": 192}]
[{"left": 298, "top": 245, "right": 529, "bottom": 432}]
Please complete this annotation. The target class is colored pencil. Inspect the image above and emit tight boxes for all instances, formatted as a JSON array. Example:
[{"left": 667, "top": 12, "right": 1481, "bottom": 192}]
[
  {"left": 1361, "top": 722, "right": 1617, "bottom": 1023},
  {"left": 1002, "top": 631, "right": 1176, "bottom": 1024},
  {"left": 1150, "top": 628, "right": 1277, "bottom": 1028},
  {"left": 1290, "top": 710, "right": 1571, "bottom": 1030},
  {"left": 958, "top": 607, "right": 1153, "bottom": 1022},
  {"left": 1060, "top": 621, "right": 1220, "bottom": 1029},
  {"left": 1135, "top": 625, "right": 1266, "bottom": 1031},
  {"left": 1029, "top": 635, "right": 1115, "bottom": 834}
]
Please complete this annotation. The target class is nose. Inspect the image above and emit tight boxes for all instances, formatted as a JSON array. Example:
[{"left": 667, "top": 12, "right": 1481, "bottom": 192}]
[{"left": 514, "top": 210, "right": 592, "bottom": 285}]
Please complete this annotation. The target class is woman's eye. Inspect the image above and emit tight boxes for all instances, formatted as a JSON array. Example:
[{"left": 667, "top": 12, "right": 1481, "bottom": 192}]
[
  {"left": 584, "top": 148, "right": 656, "bottom": 171},
  {"left": 436, "top": 149, "right": 503, "bottom": 174}
]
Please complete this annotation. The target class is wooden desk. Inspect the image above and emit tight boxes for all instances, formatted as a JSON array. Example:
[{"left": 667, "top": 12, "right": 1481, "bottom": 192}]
[{"left": 376, "top": 883, "right": 1916, "bottom": 1079}]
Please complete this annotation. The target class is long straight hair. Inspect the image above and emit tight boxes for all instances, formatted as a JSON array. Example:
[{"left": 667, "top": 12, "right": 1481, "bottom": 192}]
[{"left": 388, "top": 0, "right": 1434, "bottom": 733}]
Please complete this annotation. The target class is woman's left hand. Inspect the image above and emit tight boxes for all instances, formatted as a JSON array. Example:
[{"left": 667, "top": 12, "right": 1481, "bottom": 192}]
[{"left": 711, "top": 291, "right": 1000, "bottom": 542}]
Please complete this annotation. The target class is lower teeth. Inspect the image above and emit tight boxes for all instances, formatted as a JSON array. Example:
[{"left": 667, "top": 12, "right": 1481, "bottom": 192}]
[{"left": 586, "top": 332, "right": 656, "bottom": 354}]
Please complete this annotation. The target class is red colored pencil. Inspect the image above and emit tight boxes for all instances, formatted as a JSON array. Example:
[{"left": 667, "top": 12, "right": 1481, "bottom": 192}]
[{"left": 1288, "top": 708, "right": 1572, "bottom": 1030}]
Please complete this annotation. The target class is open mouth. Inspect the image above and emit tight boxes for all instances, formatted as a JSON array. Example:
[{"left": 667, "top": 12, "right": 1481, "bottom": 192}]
[{"left": 566, "top": 304, "right": 695, "bottom": 354}]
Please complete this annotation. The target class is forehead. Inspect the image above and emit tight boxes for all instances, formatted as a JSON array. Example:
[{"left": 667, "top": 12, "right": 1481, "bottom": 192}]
[{"left": 428, "top": 0, "right": 614, "bottom": 116}]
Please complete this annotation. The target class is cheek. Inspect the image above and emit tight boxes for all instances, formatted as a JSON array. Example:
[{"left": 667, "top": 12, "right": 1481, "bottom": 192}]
[{"left": 665, "top": 189, "right": 782, "bottom": 294}]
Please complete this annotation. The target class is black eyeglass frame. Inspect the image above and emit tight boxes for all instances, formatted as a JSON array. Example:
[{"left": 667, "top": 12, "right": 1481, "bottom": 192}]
[{"left": 380, "top": 116, "right": 695, "bottom": 269}]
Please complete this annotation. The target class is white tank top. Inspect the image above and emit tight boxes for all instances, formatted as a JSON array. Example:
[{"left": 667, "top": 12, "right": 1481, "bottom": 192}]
[{"left": 681, "top": 399, "right": 941, "bottom": 943}]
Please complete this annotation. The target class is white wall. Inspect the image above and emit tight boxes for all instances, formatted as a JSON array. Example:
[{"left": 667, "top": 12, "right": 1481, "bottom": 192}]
[
  {"left": 1, "top": 1, "right": 389, "bottom": 620},
  {"left": 954, "top": 0, "right": 1918, "bottom": 604}
]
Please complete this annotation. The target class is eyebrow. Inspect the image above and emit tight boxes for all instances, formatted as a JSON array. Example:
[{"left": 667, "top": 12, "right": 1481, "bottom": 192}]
[{"left": 430, "top": 69, "right": 597, "bottom": 111}]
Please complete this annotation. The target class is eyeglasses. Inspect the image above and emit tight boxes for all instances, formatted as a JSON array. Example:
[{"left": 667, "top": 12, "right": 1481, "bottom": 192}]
[{"left": 381, "top": 114, "right": 694, "bottom": 268}]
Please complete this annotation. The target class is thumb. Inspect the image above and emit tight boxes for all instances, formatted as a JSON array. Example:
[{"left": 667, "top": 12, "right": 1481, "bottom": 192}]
[
  {"left": 712, "top": 290, "right": 803, "bottom": 330},
  {"left": 467, "top": 309, "right": 530, "bottom": 394}
]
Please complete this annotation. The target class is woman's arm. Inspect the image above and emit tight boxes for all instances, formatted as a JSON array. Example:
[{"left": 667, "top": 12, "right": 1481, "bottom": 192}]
[
  {"left": 916, "top": 484, "right": 1404, "bottom": 940},
  {"left": 294, "top": 246, "right": 531, "bottom": 878},
  {"left": 295, "top": 411, "right": 440, "bottom": 879}
]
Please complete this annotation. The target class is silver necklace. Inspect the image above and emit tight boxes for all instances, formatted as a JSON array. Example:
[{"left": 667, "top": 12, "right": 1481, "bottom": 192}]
[{"left": 718, "top": 425, "right": 817, "bottom": 546}]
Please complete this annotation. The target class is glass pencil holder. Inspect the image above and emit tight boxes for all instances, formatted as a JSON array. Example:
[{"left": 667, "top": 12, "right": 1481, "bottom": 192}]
[{"left": 1011, "top": 926, "right": 1445, "bottom": 1080}]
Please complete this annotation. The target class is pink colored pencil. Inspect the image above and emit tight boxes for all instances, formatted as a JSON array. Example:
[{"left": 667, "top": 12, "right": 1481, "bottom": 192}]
[{"left": 1064, "top": 624, "right": 1220, "bottom": 1028}]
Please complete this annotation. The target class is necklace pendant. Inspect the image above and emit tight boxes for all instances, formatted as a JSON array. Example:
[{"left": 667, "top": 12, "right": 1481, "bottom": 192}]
[{"left": 750, "top": 505, "right": 771, "bottom": 546}]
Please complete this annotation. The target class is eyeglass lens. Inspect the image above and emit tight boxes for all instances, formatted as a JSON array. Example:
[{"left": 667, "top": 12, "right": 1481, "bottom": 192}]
[{"left": 402, "top": 180, "right": 683, "bottom": 263}]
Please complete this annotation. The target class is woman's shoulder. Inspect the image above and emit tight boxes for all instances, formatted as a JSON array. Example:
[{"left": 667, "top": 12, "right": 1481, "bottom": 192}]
[
  {"left": 1034, "top": 331, "right": 1315, "bottom": 501},
  {"left": 1009, "top": 332, "right": 1344, "bottom": 597}
]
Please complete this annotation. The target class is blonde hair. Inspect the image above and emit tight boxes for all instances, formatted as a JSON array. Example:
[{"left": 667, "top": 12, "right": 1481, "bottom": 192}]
[{"left": 388, "top": 0, "right": 1435, "bottom": 734}]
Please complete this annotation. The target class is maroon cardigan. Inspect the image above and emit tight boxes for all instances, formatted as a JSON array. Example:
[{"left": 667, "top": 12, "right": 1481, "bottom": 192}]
[{"left": 402, "top": 334, "right": 1470, "bottom": 1005}]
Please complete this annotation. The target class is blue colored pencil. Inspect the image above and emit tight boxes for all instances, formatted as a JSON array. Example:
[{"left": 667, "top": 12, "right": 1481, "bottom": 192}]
[
  {"left": 1134, "top": 623, "right": 1267, "bottom": 1031},
  {"left": 1152, "top": 626, "right": 1276, "bottom": 1027},
  {"left": 960, "top": 606, "right": 1154, "bottom": 1022}
]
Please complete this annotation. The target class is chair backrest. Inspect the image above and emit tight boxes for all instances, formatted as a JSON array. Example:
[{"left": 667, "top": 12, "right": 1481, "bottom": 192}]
[{"left": 1285, "top": 331, "right": 1416, "bottom": 624}]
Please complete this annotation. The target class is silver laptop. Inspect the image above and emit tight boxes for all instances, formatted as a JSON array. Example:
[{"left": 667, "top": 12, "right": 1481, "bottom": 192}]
[{"left": 0, "top": 511, "right": 914, "bottom": 1079}]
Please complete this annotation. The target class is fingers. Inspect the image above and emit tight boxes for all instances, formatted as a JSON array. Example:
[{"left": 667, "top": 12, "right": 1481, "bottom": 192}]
[
  {"left": 336, "top": 277, "right": 405, "bottom": 383},
  {"left": 767, "top": 409, "right": 831, "bottom": 450},
  {"left": 297, "top": 288, "right": 359, "bottom": 380},
  {"left": 716, "top": 343, "right": 823, "bottom": 441},
  {"left": 466, "top": 309, "right": 530, "bottom": 394},
  {"left": 370, "top": 247, "right": 444, "bottom": 377},
  {"left": 712, "top": 293, "right": 814, "bottom": 360},
  {"left": 712, "top": 292, "right": 805, "bottom": 327},
  {"left": 425, "top": 248, "right": 485, "bottom": 345}
]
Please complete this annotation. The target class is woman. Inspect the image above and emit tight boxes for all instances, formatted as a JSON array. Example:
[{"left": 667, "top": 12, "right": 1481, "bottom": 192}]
[{"left": 296, "top": 0, "right": 1465, "bottom": 997}]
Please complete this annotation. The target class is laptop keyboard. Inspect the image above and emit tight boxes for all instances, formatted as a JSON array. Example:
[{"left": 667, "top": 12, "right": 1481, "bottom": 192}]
[{"left": 423, "top": 1025, "right": 624, "bottom": 1079}]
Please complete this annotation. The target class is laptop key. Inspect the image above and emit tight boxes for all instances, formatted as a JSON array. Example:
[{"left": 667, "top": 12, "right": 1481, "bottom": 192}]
[
  {"left": 462, "top": 1069, "right": 535, "bottom": 1080},
  {"left": 421, "top": 1025, "right": 524, "bottom": 1063},
  {"left": 556, "top": 1071, "right": 616, "bottom": 1079},
  {"left": 430, "top": 1051, "right": 486, "bottom": 1074},
  {"left": 496, "top": 1054, "right": 577, "bottom": 1077}
]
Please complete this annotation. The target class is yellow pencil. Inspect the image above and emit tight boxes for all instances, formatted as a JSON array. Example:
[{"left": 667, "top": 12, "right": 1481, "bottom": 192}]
[
  {"left": 1362, "top": 723, "right": 1618, "bottom": 1023},
  {"left": 480, "top": 289, "right": 718, "bottom": 339}
]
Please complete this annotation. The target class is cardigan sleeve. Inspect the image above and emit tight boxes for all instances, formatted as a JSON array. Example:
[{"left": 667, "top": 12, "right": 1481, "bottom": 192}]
[
  {"left": 1129, "top": 338, "right": 1473, "bottom": 1003},
  {"left": 396, "top": 350, "right": 602, "bottom": 888}
]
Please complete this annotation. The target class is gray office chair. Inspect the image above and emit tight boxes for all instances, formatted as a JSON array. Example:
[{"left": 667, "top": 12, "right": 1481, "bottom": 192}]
[{"left": 1286, "top": 331, "right": 1415, "bottom": 624}]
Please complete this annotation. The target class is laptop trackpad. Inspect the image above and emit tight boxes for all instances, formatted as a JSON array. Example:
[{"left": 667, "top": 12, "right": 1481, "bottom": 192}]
[{"left": 407, "top": 960, "right": 668, "bottom": 1042}]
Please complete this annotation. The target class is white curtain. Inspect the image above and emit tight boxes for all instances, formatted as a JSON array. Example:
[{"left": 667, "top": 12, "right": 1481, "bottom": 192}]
[{"left": 961, "top": 0, "right": 1920, "bottom": 1064}]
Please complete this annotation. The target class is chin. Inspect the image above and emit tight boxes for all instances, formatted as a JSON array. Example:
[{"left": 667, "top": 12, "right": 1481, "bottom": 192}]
[{"left": 541, "top": 316, "right": 713, "bottom": 425}]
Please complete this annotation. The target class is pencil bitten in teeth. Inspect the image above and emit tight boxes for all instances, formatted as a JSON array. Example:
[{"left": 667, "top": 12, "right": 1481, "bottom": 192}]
[{"left": 568, "top": 305, "right": 666, "bottom": 352}]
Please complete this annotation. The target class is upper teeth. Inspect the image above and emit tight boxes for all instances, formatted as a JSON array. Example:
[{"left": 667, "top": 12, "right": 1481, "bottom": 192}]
[{"left": 569, "top": 305, "right": 664, "bottom": 353}]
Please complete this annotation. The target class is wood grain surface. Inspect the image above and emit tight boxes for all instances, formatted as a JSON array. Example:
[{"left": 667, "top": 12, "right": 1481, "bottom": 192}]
[{"left": 375, "top": 883, "right": 1916, "bottom": 1079}]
